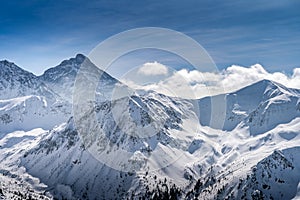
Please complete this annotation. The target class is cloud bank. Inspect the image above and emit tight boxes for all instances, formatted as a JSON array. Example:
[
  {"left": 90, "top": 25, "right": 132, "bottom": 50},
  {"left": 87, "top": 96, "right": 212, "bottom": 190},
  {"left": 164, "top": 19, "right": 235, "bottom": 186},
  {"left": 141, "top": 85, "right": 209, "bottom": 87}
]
[{"left": 123, "top": 63, "right": 300, "bottom": 99}]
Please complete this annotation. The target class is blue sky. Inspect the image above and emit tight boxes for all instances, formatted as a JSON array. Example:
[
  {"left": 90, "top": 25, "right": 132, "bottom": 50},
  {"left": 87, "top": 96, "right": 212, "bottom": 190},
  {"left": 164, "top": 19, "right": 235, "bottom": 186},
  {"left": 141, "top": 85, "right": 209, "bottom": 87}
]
[{"left": 0, "top": 0, "right": 299, "bottom": 75}]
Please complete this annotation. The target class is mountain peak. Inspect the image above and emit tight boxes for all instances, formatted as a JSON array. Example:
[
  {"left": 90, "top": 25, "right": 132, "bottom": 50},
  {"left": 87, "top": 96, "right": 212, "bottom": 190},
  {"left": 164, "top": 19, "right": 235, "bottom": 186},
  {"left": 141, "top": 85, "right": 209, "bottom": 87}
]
[
  {"left": 233, "top": 79, "right": 295, "bottom": 99},
  {"left": 41, "top": 54, "right": 88, "bottom": 81},
  {"left": 58, "top": 53, "right": 86, "bottom": 67},
  {"left": 252, "top": 79, "right": 282, "bottom": 88},
  {"left": 244, "top": 79, "right": 277, "bottom": 89},
  {"left": 0, "top": 59, "right": 13, "bottom": 65},
  {"left": 254, "top": 79, "right": 299, "bottom": 98},
  {"left": 0, "top": 59, "right": 19, "bottom": 70},
  {"left": 0, "top": 60, "right": 35, "bottom": 78},
  {"left": 75, "top": 53, "right": 86, "bottom": 62}
]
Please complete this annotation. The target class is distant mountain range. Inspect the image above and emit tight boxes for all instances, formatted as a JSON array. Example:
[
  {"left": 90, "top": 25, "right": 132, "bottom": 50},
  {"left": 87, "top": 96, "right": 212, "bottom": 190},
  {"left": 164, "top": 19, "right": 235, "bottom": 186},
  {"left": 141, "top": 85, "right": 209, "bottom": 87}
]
[{"left": 0, "top": 54, "right": 300, "bottom": 199}]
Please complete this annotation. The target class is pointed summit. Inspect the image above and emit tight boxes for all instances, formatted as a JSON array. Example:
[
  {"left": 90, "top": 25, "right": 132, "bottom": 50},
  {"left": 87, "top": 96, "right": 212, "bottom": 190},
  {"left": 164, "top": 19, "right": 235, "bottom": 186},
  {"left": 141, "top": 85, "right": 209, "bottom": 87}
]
[{"left": 39, "top": 54, "right": 118, "bottom": 102}]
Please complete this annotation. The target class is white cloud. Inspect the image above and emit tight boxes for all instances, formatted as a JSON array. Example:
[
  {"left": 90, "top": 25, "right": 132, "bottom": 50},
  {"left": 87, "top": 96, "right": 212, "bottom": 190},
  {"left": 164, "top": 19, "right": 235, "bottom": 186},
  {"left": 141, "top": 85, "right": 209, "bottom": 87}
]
[
  {"left": 137, "top": 61, "right": 168, "bottom": 76},
  {"left": 123, "top": 64, "right": 300, "bottom": 99},
  {"left": 220, "top": 64, "right": 300, "bottom": 92}
]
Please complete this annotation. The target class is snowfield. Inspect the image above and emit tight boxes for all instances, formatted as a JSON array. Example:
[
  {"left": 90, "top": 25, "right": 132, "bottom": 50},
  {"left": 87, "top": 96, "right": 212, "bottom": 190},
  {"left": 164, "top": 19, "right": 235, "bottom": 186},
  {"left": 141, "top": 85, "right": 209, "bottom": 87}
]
[{"left": 0, "top": 55, "right": 300, "bottom": 199}]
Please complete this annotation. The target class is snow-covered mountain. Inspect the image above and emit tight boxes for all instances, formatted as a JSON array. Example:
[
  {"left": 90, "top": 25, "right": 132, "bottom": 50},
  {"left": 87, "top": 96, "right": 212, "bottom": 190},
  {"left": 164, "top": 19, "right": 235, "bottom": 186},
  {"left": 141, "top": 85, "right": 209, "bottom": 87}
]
[
  {"left": 0, "top": 60, "right": 56, "bottom": 100},
  {"left": 0, "top": 60, "right": 69, "bottom": 134},
  {"left": 0, "top": 54, "right": 120, "bottom": 134},
  {"left": 200, "top": 79, "right": 300, "bottom": 135},
  {"left": 39, "top": 53, "right": 119, "bottom": 102},
  {"left": 0, "top": 55, "right": 300, "bottom": 199}
]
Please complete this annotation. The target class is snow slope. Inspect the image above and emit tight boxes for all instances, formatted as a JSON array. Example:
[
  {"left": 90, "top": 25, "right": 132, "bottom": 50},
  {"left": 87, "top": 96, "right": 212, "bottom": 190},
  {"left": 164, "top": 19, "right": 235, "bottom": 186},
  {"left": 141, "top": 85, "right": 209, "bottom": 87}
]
[
  {"left": 0, "top": 95, "right": 70, "bottom": 133},
  {"left": 20, "top": 80, "right": 300, "bottom": 199},
  {"left": 185, "top": 116, "right": 300, "bottom": 200},
  {"left": 0, "top": 128, "right": 52, "bottom": 199},
  {"left": 21, "top": 92, "right": 206, "bottom": 199}
]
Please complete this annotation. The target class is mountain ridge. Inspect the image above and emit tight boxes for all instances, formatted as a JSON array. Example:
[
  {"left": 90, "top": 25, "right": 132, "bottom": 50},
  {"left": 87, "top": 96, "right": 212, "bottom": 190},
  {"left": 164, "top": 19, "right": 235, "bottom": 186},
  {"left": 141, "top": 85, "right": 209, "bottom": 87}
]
[{"left": 0, "top": 55, "right": 300, "bottom": 199}]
